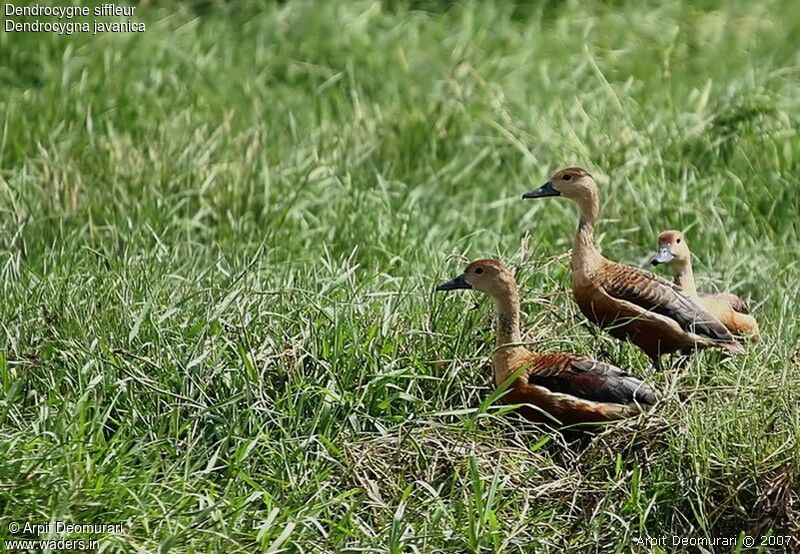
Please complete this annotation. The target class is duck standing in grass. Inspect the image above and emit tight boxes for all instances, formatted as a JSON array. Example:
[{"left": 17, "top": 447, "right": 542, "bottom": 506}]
[
  {"left": 522, "top": 167, "right": 744, "bottom": 369},
  {"left": 650, "top": 230, "right": 760, "bottom": 341},
  {"left": 436, "top": 259, "right": 656, "bottom": 425}
]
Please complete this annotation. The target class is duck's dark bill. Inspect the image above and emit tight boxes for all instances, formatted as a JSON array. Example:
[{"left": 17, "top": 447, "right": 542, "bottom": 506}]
[
  {"left": 436, "top": 274, "right": 472, "bottom": 291},
  {"left": 650, "top": 248, "right": 674, "bottom": 266},
  {"left": 522, "top": 180, "right": 560, "bottom": 199}
]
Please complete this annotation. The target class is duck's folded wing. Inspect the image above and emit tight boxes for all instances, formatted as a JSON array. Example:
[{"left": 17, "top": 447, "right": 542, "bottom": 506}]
[
  {"left": 601, "top": 262, "right": 735, "bottom": 342},
  {"left": 525, "top": 353, "right": 657, "bottom": 406}
]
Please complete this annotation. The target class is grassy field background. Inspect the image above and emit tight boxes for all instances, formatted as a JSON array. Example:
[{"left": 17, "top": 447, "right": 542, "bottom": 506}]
[{"left": 2, "top": 1, "right": 799, "bottom": 551}]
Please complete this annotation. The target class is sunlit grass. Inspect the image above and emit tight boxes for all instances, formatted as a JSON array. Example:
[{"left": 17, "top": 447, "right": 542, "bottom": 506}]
[{"left": 1, "top": 1, "right": 799, "bottom": 551}]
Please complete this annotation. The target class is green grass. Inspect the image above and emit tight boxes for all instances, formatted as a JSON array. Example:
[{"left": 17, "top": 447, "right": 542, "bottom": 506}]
[{"left": 1, "top": 0, "right": 799, "bottom": 551}]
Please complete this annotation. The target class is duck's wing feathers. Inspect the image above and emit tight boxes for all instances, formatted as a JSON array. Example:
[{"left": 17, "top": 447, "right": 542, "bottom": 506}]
[
  {"left": 524, "top": 353, "right": 657, "bottom": 406},
  {"left": 705, "top": 292, "right": 750, "bottom": 314},
  {"left": 601, "top": 262, "right": 736, "bottom": 343}
]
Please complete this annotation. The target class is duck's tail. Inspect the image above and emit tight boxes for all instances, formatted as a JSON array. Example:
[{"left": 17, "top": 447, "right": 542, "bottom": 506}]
[{"left": 719, "top": 339, "right": 746, "bottom": 355}]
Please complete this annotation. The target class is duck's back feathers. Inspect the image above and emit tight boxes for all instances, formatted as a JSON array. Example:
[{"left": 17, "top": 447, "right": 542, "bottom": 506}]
[
  {"left": 600, "top": 261, "right": 737, "bottom": 344},
  {"left": 498, "top": 350, "right": 656, "bottom": 425},
  {"left": 566, "top": 357, "right": 658, "bottom": 405},
  {"left": 520, "top": 352, "right": 656, "bottom": 406}
]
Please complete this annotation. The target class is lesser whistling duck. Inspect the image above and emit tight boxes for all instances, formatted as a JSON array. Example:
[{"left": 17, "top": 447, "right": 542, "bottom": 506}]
[
  {"left": 522, "top": 167, "right": 744, "bottom": 369},
  {"left": 436, "top": 259, "right": 656, "bottom": 425},
  {"left": 650, "top": 230, "right": 760, "bottom": 341}
]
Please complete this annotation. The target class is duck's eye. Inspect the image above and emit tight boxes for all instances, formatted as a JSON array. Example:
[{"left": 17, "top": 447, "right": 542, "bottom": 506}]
[
  {"left": 677, "top": 239, "right": 682, "bottom": 243},
  {"left": 563, "top": 174, "right": 572, "bottom": 181},
  {"left": 474, "top": 267, "right": 484, "bottom": 275}
]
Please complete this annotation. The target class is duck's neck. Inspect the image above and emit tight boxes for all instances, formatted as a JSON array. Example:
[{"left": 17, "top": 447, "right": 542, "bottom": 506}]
[
  {"left": 493, "top": 292, "right": 522, "bottom": 348},
  {"left": 672, "top": 260, "right": 698, "bottom": 296},
  {"left": 571, "top": 193, "right": 600, "bottom": 273},
  {"left": 490, "top": 284, "right": 526, "bottom": 384}
]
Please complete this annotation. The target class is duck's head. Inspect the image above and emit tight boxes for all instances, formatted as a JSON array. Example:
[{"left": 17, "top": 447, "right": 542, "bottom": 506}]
[
  {"left": 522, "top": 167, "right": 595, "bottom": 203},
  {"left": 650, "top": 230, "right": 690, "bottom": 267},
  {"left": 436, "top": 259, "right": 515, "bottom": 298}
]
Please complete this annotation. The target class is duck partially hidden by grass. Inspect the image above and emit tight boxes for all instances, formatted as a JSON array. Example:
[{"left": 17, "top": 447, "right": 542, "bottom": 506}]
[
  {"left": 650, "top": 230, "right": 760, "bottom": 341},
  {"left": 522, "top": 167, "right": 744, "bottom": 369},
  {"left": 436, "top": 259, "right": 656, "bottom": 426}
]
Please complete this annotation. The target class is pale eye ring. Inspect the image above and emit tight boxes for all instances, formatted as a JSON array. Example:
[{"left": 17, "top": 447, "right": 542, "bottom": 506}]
[{"left": 475, "top": 267, "right": 484, "bottom": 275}]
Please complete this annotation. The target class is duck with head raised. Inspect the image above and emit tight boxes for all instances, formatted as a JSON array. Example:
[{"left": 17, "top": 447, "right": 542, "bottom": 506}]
[
  {"left": 651, "top": 230, "right": 759, "bottom": 341},
  {"left": 522, "top": 167, "right": 744, "bottom": 369},
  {"left": 436, "top": 259, "right": 656, "bottom": 426}
]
